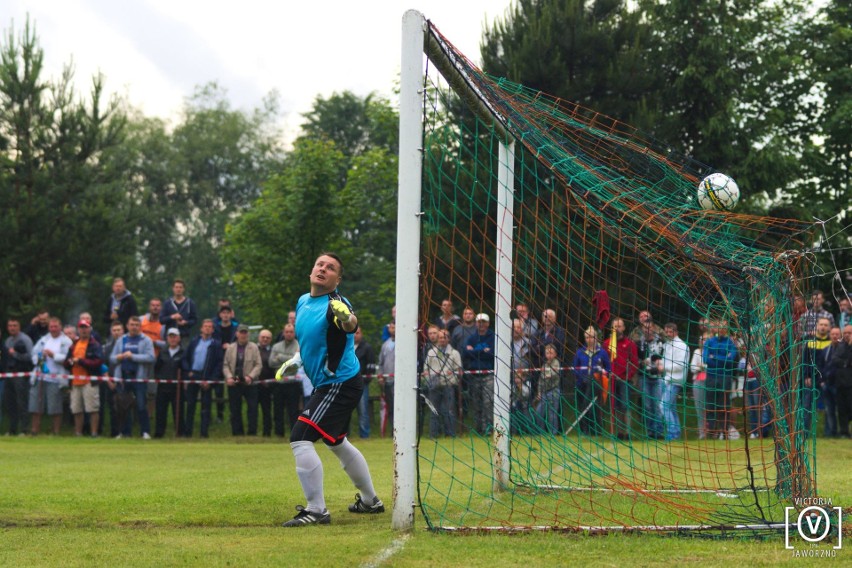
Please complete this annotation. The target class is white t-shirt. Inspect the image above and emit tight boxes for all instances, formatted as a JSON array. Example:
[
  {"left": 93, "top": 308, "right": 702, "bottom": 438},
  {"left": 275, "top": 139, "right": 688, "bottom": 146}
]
[{"left": 33, "top": 333, "right": 73, "bottom": 385}]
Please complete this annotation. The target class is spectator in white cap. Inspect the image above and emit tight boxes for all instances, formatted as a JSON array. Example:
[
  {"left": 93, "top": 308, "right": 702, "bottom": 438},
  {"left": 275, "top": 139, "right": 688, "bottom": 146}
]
[
  {"left": 154, "top": 328, "right": 185, "bottom": 438},
  {"left": 463, "top": 312, "right": 495, "bottom": 434}
]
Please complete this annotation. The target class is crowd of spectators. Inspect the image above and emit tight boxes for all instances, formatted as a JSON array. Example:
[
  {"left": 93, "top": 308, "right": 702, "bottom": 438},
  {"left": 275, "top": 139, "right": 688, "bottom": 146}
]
[
  {"left": 0, "top": 278, "right": 314, "bottom": 439},
  {"left": 414, "top": 292, "right": 852, "bottom": 442},
  {"left": 2, "top": 280, "right": 852, "bottom": 444}
]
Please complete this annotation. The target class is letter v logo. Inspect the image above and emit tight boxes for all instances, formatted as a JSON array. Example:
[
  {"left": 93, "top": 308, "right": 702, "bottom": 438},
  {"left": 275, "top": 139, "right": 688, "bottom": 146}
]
[{"left": 804, "top": 513, "right": 822, "bottom": 536}]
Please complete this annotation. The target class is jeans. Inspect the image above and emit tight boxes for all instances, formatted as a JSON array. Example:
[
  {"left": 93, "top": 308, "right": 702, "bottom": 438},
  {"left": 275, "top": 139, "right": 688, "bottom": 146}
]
[
  {"left": 535, "top": 388, "right": 562, "bottom": 435},
  {"left": 746, "top": 378, "right": 770, "bottom": 437},
  {"left": 467, "top": 374, "right": 494, "bottom": 435},
  {"left": 382, "top": 380, "right": 395, "bottom": 436},
  {"left": 275, "top": 382, "right": 302, "bottom": 436},
  {"left": 612, "top": 378, "right": 632, "bottom": 436},
  {"left": 124, "top": 381, "right": 150, "bottom": 436},
  {"left": 98, "top": 380, "right": 114, "bottom": 436},
  {"left": 510, "top": 383, "right": 531, "bottom": 435},
  {"left": 821, "top": 383, "right": 837, "bottom": 437},
  {"left": 705, "top": 374, "right": 730, "bottom": 437},
  {"left": 642, "top": 375, "right": 663, "bottom": 437},
  {"left": 801, "top": 382, "right": 815, "bottom": 435},
  {"left": 837, "top": 383, "right": 852, "bottom": 437},
  {"left": 659, "top": 382, "right": 682, "bottom": 440},
  {"left": 257, "top": 383, "right": 273, "bottom": 436},
  {"left": 212, "top": 381, "right": 225, "bottom": 420},
  {"left": 185, "top": 383, "right": 213, "bottom": 437},
  {"left": 692, "top": 381, "right": 706, "bottom": 439},
  {"left": 357, "top": 383, "right": 371, "bottom": 438},
  {"left": 427, "top": 383, "right": 456, "bottom": 438}
]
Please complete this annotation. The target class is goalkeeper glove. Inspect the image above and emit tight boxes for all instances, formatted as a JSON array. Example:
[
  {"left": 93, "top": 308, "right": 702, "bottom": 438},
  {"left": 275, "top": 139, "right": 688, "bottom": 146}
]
[
  {"left": 330, "top": 299, "right": 353, "bottom": 323},
  {"left": 275, "top": 352, "right": 302, "bottom": 380}
]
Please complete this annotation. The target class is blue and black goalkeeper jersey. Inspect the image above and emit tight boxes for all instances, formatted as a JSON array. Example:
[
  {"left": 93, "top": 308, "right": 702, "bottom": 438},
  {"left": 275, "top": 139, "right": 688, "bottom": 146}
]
[{"left": 295, "top": 291, "right": 360, "bottom": 388}]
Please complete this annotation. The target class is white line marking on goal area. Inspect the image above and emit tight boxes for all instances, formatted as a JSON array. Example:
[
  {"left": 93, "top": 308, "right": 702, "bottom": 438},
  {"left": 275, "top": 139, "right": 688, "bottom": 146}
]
[{"left": 361, "top": 533, "right": 410, "bottom": 568}]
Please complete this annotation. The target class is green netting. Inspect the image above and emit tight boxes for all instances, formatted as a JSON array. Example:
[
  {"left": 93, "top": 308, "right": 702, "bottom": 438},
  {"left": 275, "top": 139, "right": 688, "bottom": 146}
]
[{"left": 414, "top": 23, "right": 825, "bottom": 536}]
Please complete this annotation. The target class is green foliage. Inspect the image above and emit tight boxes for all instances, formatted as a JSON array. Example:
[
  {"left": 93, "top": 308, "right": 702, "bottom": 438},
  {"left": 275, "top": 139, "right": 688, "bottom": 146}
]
[
  {"left": 482, "top": 0, "right": 655, "bottom": 128},
  {"left": 481, "top": 0, "right": 818, "bottom": 216},
  {"left": 106, "top": 84, "right": 285, "bottom": 323},
  {"left": 102, "top": 113, "right": 183, "bottom": 303},
  {"left": 223, "top": 138, "right": 345, "bottom": 326},
  {"left": 0, "top": 18, "right": 130, "bottom": 322},
  {"left": 162, "top": 84, "right": 284, "bottom": 318},
  {"left": 638, "top": 0, "right": 813, "bottom": 213},
  {"left": 301, "top": 91, "right": 399, "bottom": 163},
  {"left": 0, "top": 18, "right": 286, "bottom": 329},
  {"left": 333, "top": 147, "right": 399, "bottom": 338},
  {"left": 798, "top": 0, "right": 852, "bottom": 278},
  {"left": 224, "top": 93, "right": 399, "bottom": 339}
]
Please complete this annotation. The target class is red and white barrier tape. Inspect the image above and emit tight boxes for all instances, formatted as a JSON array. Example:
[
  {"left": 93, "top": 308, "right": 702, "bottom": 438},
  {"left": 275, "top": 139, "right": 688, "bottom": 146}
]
[
  {"left": 0, "top": 365, "right": 600, "bottom": 385},
  {"left": 0, "top": 371, "right": 281, "bottom": 385}
]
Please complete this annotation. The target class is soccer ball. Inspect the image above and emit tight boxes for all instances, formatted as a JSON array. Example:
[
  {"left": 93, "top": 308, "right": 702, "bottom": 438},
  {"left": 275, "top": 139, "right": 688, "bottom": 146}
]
[{"left": 697, "top": 173, "right": 740, "bottom": 211}]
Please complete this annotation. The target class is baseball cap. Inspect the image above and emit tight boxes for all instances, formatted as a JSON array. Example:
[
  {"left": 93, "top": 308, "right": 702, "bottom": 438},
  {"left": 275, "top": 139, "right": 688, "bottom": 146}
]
[
  {"left": 77, "top": 320, "right": 91, "bottom": 328},
  {"left": 475, "top": 313, "right": 490, "bottom": 322},
  {"left": 237, "top": 324, "right": 250, "bottom": 332},
  {"left": 167, "top": 328, "right": 180, "bottom": 336}
]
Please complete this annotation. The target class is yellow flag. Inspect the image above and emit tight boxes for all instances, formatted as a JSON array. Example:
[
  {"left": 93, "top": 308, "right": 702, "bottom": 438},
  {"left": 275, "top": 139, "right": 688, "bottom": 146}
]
[{"left": 609, "top": 329, "right": 618, "bottom": 361}]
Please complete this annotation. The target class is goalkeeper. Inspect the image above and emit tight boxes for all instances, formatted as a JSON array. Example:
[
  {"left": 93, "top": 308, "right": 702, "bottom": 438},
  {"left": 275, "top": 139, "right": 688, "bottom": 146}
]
[{"left": 277, "top": 252, "right": 384, "bottom": 527}]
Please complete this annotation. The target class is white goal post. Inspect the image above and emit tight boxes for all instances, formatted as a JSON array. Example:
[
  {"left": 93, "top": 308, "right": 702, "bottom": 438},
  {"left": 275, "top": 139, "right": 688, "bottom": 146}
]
[
  {"left": 391, "top": 9, "right": 425, "bottom": 531},
  {"left": 393, "top": 9, "right": 517, "bottom": 530}
]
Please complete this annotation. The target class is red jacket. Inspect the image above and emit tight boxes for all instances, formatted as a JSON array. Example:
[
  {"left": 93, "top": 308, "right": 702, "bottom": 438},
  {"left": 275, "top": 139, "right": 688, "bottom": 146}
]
[{"left": 602, "top": 336, "right": 638, "bottom": 381}]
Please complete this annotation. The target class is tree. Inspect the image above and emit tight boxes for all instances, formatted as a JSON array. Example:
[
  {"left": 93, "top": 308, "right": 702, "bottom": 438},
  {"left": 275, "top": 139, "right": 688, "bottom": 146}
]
[
  {"left": 481, "top": 0, "right": 656, "bottom": 128},
  {"left": 333, "top": 147, "right": 399, "bottom": 336},
  {"left": 482, "top": 0, "right": 818, "bottom": 214},
  {"left": 0, "top": 18, "right": 131, "bottom": 323},
  {"left": 167, "top": 83, "right": 285, "bottom": 318},
  {"left": 797, "top": 0, "right": 852, "bottom": 285},
  {"left": 813, "top": 1, "right": 852, "bottom": 210},
  {"left": 301, "top": 91, "right": 399, "bottom": 165},
  {"left": 0, "top": 18, "right": 309, "bottom": 331},
  {"left": 223, "top": 93, "right": 400, "bottom": 337},
  {"left": 300, "top": 93, "right": 400, "bottom": 336},
  {"left": 222, "top": 138, "right": 345, "bottom": 326},
  {"left": 638, "top": 0, "right": 814, "bottom": 212},
  {"left": 105, "top": 84, "right": 286, "bottom": 320}
]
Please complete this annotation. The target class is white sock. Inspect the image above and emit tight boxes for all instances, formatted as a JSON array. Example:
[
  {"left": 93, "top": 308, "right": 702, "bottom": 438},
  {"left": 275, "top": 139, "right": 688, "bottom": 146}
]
[
  {"left": 291, "top": 441, "right": 326, "bottom": 513},
  {"left": 328, "top": 438, "right": 378, "bottom": 502}
]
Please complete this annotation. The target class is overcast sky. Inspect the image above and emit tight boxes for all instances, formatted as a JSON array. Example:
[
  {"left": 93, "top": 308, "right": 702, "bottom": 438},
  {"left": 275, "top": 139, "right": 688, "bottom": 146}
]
[{"left": 2, "top": 0, "right": 514, "bottom": 139}]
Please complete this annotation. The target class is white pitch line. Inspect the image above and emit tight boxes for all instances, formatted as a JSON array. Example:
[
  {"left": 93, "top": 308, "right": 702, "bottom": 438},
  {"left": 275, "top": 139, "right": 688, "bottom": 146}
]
[{"left": 361, "top": 533, "right": 411, "bottom": 568}]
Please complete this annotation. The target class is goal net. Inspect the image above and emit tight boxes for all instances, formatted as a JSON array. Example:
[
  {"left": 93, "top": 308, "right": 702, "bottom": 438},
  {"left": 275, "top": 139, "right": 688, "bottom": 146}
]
[{"left": 394, "top": 12, "right": 826, "bottom": 536}]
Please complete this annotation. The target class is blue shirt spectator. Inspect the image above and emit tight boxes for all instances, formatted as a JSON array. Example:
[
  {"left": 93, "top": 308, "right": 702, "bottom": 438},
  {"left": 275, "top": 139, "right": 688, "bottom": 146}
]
[
  {"left": 703, "top": 332, "right": 739, "bottom": 378},
  {"left": 191, "top": 337, "right": 214, "bottom": 373},
  {"left": 463, "top": 315, "right": 495, "bottom": 372}
]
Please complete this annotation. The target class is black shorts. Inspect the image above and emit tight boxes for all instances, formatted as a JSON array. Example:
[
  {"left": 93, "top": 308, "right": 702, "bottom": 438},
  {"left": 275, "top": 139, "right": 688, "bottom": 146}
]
[{"left": 290, "top": 375, "right": 364, "bottom": 446}]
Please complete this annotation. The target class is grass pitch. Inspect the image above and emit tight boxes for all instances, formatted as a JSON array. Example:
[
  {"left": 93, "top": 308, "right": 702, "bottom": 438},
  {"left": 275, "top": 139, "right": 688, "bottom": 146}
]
[{"left": 1, "top": 435, "right": 850, "bottom": 567}]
